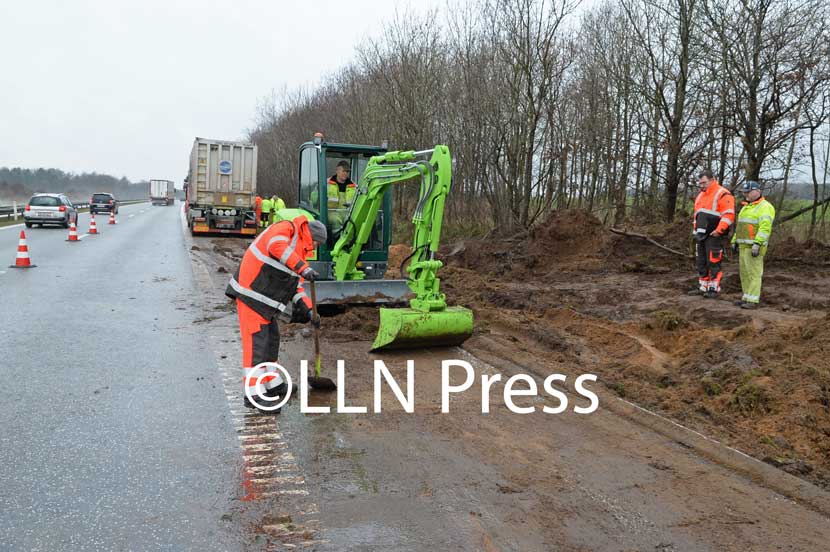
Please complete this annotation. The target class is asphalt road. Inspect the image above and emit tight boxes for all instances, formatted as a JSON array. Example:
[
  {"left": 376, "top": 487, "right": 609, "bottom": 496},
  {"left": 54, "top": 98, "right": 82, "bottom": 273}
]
[{"left": 0, "top": 203, "right": 243, "bottom": 551}]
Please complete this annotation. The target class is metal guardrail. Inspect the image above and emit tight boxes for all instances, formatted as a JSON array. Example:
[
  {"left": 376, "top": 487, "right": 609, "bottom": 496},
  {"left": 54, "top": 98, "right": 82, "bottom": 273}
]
[{"left": 0, "top": 199, "right": 149, "bottom": 220}]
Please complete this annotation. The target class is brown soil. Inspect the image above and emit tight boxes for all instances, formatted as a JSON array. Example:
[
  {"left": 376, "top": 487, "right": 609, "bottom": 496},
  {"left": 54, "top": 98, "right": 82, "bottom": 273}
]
[
  {"left": 207, "top": 215, "right": 830, "bottom": 488},
  {"left": 429, "top": 209, "right": 830, "bottom": 489}
]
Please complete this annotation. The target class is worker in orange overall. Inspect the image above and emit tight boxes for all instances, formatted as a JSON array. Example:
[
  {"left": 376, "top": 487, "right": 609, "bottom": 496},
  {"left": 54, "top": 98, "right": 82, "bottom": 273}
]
[
  {"left": 690, "top": 169, "right": 735, "bottom": 299},
  {"left": 225, "top": 215, "right": 326, "bottom": 412},
  {"left": 254, "top": 195, "right": 263, "bottom": 228}
]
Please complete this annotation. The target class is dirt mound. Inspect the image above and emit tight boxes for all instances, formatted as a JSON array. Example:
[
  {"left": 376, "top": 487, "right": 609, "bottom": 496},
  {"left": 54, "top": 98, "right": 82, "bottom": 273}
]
[
  {"left": 602, "top": 217, "right": 695, "bottom": 271},
  {"left": 440, "top": 209, "right": 609, "bottom": 277},
  {"left": 385, "top": 244, "right": 412, "bottom": 278},
  {"left": 527, "top": 209, "right": 605, "bottom": 258},
  {"left": 768, "top": 236, "right": 830, "bottom": 268}
]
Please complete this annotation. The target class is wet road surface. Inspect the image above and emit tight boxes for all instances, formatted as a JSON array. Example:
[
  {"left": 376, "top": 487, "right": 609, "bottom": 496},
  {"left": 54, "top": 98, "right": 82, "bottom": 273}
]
[{"left": 0, "top": 203, "right": 243, "bottom": 550}]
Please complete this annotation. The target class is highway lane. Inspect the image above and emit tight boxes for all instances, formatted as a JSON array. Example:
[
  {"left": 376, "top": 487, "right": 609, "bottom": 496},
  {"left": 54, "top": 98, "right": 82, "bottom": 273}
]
[{"left": 0, "top": 202, "right": 244, "bottom": 550}]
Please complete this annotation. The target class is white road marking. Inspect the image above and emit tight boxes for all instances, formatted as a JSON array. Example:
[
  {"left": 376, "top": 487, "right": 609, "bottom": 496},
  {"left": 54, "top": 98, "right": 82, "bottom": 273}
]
[
  {"left": 0, "top": 270, "right": 6, "bottom": 275},
  {"left": 238, "top": 432, "right": 283, "bottom": 440},
  {"left": 258, "top": 489, "right": 310, "bottom": 498},
  {"left": 129, "top": 214, "right": 135, "bottom": 218},
  {"left": 0, "top": 223, "right": 24, "bottom": 232},
  {"left": 247, "top": 476, "right": 306, "bottom": 485}
]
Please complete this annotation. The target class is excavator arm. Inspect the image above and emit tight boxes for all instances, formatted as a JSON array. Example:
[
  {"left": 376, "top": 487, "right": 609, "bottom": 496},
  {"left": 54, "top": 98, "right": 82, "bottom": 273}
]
[{"left": 330, "top": 145, "right": 473, "bottom": 350}]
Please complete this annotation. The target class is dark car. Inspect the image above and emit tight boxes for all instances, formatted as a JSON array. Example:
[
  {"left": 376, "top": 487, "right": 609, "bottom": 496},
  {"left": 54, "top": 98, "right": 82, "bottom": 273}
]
[{"left": 90, "top": 193, "right": 119, "bottom": 214}]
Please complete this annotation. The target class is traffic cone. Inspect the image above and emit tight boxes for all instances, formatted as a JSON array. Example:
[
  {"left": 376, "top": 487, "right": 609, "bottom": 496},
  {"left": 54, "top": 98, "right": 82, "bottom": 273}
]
[
  {"left": 9, "top": 230, "right": 36, "bottom": 268},
  {"left": 108, "top": 211, "right": 116, "bottom": 225},
  {"left": 66, "top": 221, "right": 79, "bottom": 242},
  {"left": 89, "top": 214, "right": 98, "bottom": 235}
]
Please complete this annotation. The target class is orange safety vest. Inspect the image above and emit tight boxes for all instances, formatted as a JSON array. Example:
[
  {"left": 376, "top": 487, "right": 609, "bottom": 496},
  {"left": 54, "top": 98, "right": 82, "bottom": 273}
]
[
  {"left": 225, "top": 215, "right": 314, "bottom": 319},
  {"left": 693, "top": 180, "right": 735, "bottom": 238}
]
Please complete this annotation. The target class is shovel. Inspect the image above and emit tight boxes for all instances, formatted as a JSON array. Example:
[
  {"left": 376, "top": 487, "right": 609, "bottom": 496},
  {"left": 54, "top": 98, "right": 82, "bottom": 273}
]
[{"left": 307, "top": 280, "right": 336, "bottom": 391}]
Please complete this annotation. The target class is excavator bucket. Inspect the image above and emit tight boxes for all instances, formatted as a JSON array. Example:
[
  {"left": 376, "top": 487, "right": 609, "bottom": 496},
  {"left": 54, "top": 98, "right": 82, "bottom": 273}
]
[{"left": 371, "top": 306, "right": 474, "bottom": 351}]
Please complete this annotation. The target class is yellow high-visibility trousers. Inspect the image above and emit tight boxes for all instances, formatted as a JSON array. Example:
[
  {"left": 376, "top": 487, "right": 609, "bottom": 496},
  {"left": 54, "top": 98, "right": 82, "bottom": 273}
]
[{"left": 739, "top": 244, "right": 766, "bottom": 304}]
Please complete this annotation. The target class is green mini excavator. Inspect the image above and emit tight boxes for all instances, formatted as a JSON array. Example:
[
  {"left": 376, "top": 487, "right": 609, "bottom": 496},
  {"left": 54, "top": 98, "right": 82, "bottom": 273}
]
[{"left": 274, "top": 133, "right": 473, "bottom": 351}]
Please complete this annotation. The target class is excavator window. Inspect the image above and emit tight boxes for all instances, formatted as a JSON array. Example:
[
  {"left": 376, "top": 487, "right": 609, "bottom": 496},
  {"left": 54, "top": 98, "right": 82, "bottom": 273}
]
[
  {"left": 324, "top": 152, "right": 383, "bottom": 251},
  {"left": 298, "top": 146, "right": 319, "bottom": 212}
]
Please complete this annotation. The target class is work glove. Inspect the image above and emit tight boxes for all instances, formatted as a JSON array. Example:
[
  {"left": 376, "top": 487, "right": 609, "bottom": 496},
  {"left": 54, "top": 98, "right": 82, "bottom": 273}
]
[
  {"left": 751, "top": 244, "right": 761, "bottom": 257},
  {"left": 731, "top": 243, "right": 738, "bottom": 254},
  {"left": 309, "top": 311, "right": 321, "bottom": 328},
  {"left": 300, "top": 266, "right": 319, "bottom": 281}
]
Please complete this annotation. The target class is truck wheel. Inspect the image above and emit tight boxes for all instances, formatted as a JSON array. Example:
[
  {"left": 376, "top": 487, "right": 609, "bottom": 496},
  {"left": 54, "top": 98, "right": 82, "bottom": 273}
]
[
  {"left": 25, "top": 222, "right": 32, "bottom": 228},
  {"left": 62, "top": 216, "right": 70, "bottom": 228}
]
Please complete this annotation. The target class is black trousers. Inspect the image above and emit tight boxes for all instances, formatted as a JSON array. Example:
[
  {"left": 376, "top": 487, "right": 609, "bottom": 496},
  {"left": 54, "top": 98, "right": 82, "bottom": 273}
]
[
  {"left": 696, "top": 234, "right": 723, "bottom": 288},
  {"left": 251, "top": 316, "right": 280, "bottom": 367}
]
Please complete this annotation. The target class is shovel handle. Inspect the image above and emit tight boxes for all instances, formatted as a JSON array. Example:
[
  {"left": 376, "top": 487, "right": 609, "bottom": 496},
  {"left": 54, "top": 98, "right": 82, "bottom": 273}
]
[{"left": 309, "top": 280, "right": 322, "bottom": 377}]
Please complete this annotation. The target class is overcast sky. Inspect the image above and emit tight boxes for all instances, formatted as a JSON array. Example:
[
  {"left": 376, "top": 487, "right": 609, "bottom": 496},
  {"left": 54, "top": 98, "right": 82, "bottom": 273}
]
[{"left": 0, "top": 0, "right": 440, "bottom": 183}]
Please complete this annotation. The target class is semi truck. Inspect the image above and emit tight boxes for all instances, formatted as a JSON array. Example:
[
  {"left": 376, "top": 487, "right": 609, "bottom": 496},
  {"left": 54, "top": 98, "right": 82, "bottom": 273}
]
[
  {"left": 149, "top": 179, "right": 175, "bottom": 206},
  {"left": 185, "top": 138, "right": 258, "bottom": 236}
]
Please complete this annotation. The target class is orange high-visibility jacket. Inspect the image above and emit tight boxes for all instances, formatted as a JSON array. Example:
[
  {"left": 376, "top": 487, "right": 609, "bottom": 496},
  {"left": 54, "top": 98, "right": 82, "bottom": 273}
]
[
  {"left": 693, "top": 180, "right": 735, "bottom": 238},
  {"left": 225, "top": 215, "right": 314, "bottom": 319}
]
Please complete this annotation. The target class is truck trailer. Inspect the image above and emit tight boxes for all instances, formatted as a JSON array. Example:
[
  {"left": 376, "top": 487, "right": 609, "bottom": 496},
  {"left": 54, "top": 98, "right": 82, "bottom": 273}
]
[
  {"left": 149, "top": 179, "right": 175, "bottom": 206},
  {"left": 185, "top": 138, "right": 257, "bottom": 236}
]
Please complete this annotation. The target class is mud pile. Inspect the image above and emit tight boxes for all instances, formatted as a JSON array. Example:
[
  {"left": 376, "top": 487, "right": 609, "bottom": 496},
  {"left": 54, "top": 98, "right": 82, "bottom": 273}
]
[
  {"left": 440, "top": 209, "right": 609, "bottom": 278},
  {"left": 642, "top": 312, "right": 830, "bottom": 487},
  {"left": 423, "top": 209, "right": 830, "bottom": 487}
]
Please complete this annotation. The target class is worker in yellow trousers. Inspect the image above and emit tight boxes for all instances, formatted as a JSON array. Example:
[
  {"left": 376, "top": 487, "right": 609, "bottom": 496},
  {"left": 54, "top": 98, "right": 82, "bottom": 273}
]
[
  {"left": 260, "top": 196, "right": 273, "bottom": 228},
  {"left": 731, "top": 181, "right": 775, "bottom": 309}
]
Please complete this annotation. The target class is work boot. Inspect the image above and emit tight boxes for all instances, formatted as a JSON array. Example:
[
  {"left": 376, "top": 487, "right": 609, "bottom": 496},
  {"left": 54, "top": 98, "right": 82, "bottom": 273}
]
[
  {"left": 687, "top": 288, "right": 705, "bottom": 296},
  {"left": 704, "top": 290, "right": 719, "bottom": 299},
  {"left": 740, "top": 302, "right": 758, "bottom": 310},
  {"left": 734, "top": 300, "right": 745, "bottom": 307}
]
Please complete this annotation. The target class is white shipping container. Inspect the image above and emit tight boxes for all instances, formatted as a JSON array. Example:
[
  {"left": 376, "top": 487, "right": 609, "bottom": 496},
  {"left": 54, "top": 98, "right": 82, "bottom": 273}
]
[
  {"left": 149, "top": 179, "right": 173, "bottom": 199},
  {"left": 188, "top": 138, "right": 257, "bottom": 208}
]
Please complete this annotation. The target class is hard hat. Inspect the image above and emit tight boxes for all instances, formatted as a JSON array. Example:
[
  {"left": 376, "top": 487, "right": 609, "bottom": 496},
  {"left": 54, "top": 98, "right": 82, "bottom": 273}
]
[
  {"left": 740, "top": 180, "right": 761, "bottom": 193},
  {"left": 308, "top": 219, "right": 327, "bottom": 243}
]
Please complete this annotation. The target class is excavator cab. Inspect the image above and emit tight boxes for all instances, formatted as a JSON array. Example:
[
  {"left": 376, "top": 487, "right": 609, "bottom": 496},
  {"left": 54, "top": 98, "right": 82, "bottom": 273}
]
[
  {"left": 276, "top": 134, "right": 472, "bottom": 351},
  {"left": 275, "top": 134, "right": 411, "bottom": 305}
]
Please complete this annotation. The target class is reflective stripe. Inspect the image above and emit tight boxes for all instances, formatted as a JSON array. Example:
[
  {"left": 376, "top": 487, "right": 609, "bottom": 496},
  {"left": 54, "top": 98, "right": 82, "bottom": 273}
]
[
  {"left": 695, "top": 228, "right": 707, "bottom": 234},
  {"left": 278, "top": 231, "right": 299, "bottom": 266},
  {"left": 244, "top": 365, "right": 283, "bottom": 389},
  {"left": 267, "top": 235, "right": 290, "bottom": 246},
  {"left": 742, "top": 293, "right": 760, "bottom": 302},
  {"left": 292, "top": 292, "right": 308, "bottom": 303},
  {"left": 738, "top": 217, "right": 759, "bottom": 224},
  {"left": 720, "top": 219, "right": 732, "bottom": 227},
  {"left": 756, "top": 232, "right": 769, "bottom": 239},
  {"left": 245, "top": 366, "right": 266, "bottom": 378},
  {"left": 721, "top": 208, "right": 735, "bottom": 215},
  {"left": 736, "top": 239, "right": 755, "bottom": 244},
  {"left": 248, "top": 243, "right": 295, "bottom": 276},
  {"left": 228, "top": 277, "right": 289, "bottom": 313},
  {"left": 759, "top": 215, "right": 773, "bottom": 222},
  {"left": 695, "top": 208, "right": 720, "bottom": 216},
  {"left": 712, "top": 188, "right": 727, "bottom": 210}
]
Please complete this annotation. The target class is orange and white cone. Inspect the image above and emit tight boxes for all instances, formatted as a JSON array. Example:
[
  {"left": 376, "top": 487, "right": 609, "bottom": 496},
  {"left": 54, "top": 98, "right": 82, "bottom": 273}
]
[
  {"left": 108, "top": 211, "right": 116, "bottom": 225},
  {"left": 66, "top": 221, "right": 80, "bottom": 242},
  {"left": 10, "top": 230, "right": 36, "bottom": 268},
  {"left": 89, "top": 214, "right": 98, "bottom": 235}
]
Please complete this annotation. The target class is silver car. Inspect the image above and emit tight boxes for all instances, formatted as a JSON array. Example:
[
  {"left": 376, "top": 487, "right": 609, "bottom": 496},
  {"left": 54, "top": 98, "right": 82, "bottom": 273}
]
[{"left": 24, "top": 193, "right": 79, "bottom": 228}]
